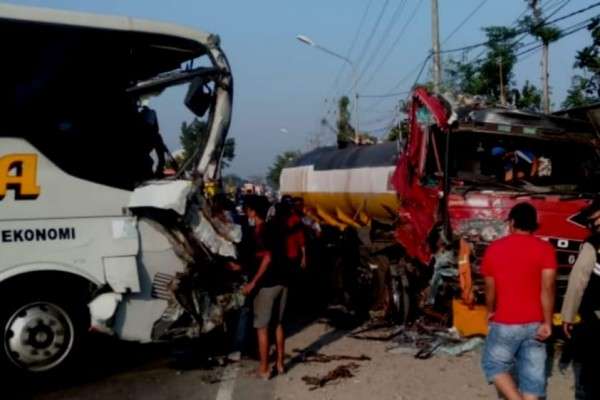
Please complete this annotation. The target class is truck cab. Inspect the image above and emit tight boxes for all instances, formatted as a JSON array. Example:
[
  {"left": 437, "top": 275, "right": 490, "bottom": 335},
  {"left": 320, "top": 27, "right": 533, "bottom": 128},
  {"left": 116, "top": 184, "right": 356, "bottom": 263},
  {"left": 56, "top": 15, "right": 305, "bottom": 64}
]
[
  {"left": 0, "top": 4, "right": 237, "bottom": 374},
  {"left": 394, "top": 88, "right": 599, "bottom": 308}
]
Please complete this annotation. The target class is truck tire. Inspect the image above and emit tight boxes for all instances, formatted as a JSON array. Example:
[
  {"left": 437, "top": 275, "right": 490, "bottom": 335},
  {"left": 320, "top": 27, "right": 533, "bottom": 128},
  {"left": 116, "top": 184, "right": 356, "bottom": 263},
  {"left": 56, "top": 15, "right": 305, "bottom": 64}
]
[
  {"left": 390, "top": 272, "right": 410, "bottom": 324},
  {"left": 0, "top": 286, "right": 89, "bottom": 376}
]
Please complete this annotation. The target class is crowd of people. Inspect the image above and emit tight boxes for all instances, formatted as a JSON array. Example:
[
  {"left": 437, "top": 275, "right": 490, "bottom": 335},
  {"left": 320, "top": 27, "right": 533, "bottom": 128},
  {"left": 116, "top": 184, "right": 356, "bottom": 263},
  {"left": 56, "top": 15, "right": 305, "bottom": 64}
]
[
  {"left": 219, "top": 194, "right": 320, "bottom": 379},
  {"left": 214, "top": 192, "right": 600, "bottom": 395}
]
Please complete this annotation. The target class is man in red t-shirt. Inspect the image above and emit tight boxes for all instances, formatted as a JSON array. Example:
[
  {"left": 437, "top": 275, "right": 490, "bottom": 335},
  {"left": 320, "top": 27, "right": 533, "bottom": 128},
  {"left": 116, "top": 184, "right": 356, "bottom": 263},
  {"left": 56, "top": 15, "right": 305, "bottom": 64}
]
[{"left": 481, "top": 202, "right": 557, "bottom": 400}]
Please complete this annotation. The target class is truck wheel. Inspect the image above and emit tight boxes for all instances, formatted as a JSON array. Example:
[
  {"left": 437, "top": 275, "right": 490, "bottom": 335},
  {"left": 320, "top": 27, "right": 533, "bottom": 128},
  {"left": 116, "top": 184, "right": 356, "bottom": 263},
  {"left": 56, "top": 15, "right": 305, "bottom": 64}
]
[
  {"left": 0, "top": 288, "right": 89, "bottom": 375},
  {"left": 390, "top": 273, "right": 410, "bottom": 324}
]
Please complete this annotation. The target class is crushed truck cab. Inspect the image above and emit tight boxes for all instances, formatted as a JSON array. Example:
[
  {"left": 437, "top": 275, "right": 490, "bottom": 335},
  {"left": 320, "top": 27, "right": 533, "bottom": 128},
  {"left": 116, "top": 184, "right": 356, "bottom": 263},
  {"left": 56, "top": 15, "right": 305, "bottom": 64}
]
[
  {"left": 282, "top": 87, "right": 600, "bottom": 325},
  {"left": 0, "top": 4, "right": 239, "bottom": 374}
]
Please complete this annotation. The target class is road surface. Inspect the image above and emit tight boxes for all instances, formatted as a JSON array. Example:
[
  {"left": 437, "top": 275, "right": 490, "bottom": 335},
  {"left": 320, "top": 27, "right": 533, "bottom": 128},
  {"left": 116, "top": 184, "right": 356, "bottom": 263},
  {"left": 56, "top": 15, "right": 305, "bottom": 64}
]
[{"left": 22, "top": 319, "right": 576, "bottom": 400}]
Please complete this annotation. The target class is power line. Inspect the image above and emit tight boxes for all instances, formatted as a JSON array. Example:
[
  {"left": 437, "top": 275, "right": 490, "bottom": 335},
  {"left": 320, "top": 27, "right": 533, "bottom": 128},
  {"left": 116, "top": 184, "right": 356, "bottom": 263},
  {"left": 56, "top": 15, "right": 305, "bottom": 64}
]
[
  {"left": 443, "top": 0, "right": 490, "bottom": 45},
  {"left": 447, "top": 1, "right": 596, "bottom": 71},
  {"left": 365, "top": 53, "right": 432, "bottom": 112},
  {"left": 369, "top": 0, "right": 597, "bottom": 132},
  {"left": 352, "top": 0, "right": 392, "bottom": 81},
  {"left": 330, "top": 0, "right": 375, "bottom": 94},
  {"left": 359, "top": 90, "right": 411, "bottom": 98},
  {"left": 544, "top": 0, "right": 572, "bottom": 20},
  {"left": 327, "top": 0, "right": 393, "bottom": 117},
  {"left": 438, "top": 2, "right": 600, "bottom": 56},
  {"left": 515, "top": 15, "right": 596, "bottom": 60},
  {"left": 353, "top": 0, "right": 409, "bottom": 88},
  {"left": 322, "top": 1, "right": 376, "bottom": 125},
  {"left": 546, "top": 1, "right": 600, "bottom": 25},
  {"left": 336, "top": 1, "right": 599, "bottom": 125},
  {"left": 464, "top": 5, "right": 531, "bottom": 66},
  {"left": 360, "top": 0, "right": 426, "bottom": 88},
  {"left": 370, "top": 1, "right": 598, "bottom": 105},
  {"left": 361, "top": 112, "right": 398, "bottom": 127}
]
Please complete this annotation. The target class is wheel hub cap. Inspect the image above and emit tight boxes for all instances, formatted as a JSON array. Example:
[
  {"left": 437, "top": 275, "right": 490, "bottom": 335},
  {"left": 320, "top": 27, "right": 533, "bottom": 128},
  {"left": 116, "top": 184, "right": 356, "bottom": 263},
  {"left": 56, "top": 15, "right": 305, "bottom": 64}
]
[{"left": 4, "top": 302, "right": 74, "bottom": 372}]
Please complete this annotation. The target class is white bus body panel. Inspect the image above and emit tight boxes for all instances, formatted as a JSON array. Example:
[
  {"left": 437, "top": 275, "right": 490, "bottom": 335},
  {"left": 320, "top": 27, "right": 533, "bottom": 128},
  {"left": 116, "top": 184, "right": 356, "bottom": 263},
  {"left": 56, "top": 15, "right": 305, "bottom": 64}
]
[{"left": 0, "top": 138, "right": 138, "bottom": 293}]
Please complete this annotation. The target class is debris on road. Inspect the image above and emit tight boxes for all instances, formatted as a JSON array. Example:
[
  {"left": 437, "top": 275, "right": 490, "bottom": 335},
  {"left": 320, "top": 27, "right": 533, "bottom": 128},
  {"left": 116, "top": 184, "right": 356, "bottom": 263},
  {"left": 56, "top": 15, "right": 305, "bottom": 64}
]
[
  {"left": 293, "top": 349, "right": 371, "bottom": 363},
  {"left": 301, "top": 363, "right": 360, "bottom": 390},
  {"left": 385, "top": 323, "right": 484, "bottom": 359},
  {"left": 348, "top": 326, "right": 404, "bottom": 342},
  {"left": 436, "top": 337, "right": 485, "bottom": 357}
]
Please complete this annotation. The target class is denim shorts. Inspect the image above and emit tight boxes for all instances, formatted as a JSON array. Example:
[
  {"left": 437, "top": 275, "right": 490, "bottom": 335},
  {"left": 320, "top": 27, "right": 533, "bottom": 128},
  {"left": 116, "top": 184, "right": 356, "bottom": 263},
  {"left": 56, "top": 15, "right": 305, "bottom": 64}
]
[{"left": 481, "top": 322, "right": 547, "bottom": 397}]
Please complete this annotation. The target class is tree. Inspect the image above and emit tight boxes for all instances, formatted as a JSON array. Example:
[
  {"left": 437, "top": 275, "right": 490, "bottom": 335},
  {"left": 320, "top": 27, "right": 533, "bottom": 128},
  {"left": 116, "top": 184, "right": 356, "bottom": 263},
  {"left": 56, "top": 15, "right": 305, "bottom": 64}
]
[
  {"left": 446, "top": 56, "right": 485, "bottom": 95},
  {"left": 520, "top": 3, "right": 562, "bottom": 113},
  {"left": 386, "top": 120, "right": 409, "bottom": 141},
  {"left": 515, "top": 80, "right": 542, "bottom": 111},
  {"left": 522, "top": 16, "right": 562, "bottom": 45},
  {"left": 563, "top": 76, "right": 597, "bottom": 109},
  {"left": 336, "top": 96, "right": 354, "bottom": 144},
  {"left": 563, "top": 18, "right": 600, "bottom": 108},
  {"left": 266, "top": 150, "right": 301, "bottom": 189},
  {"left": 179, "top": 118, "right": 235, "bottom": 170},
  {"left": 445, "top": 26, "right": 519, "bottom": 102}
]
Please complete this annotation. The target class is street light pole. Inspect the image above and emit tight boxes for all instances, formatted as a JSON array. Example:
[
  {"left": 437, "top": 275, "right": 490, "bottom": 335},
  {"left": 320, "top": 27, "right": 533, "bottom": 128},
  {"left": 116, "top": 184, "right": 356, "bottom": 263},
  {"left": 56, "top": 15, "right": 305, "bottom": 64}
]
[
  {"left": 431, "top": 0, "right": 442, "bottom": 93},
  {"left": 296, "top": 34, "right": 359, "bottom": 141}
]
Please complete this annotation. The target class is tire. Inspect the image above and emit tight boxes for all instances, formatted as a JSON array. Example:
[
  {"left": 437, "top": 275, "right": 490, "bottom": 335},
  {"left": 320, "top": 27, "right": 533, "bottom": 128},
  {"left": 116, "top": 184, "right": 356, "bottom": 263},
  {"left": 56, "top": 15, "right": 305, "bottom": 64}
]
[
  {"left": 390, "top": 272, "right": 410, "bottom": 324},
  {"left": 0, "top": 285, "right": 89, "bottom": 376}
]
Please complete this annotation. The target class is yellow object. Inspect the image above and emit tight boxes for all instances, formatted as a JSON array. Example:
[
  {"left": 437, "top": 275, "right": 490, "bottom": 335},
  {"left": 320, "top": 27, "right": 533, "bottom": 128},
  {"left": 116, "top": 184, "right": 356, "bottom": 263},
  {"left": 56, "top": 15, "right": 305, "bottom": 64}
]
[
  {"left": 452, "top": 299, "right": 489, "bottom": 337},
  {"left": 553, "top": 313, "right": 581, "bottom": 326},
  {"left": 315, "top": 205, "right": 347, "bottom": 230},
  {"left": 0, "top": 154, "right": 41, "bottom": 199},
  {"left": 204, "top": 180, "right": 218, "bottom": 198},
  {"left": 284, "top": 192, "right": 399, "bottom": 225},
  {"left": 458, "top": 239, "right": 475, "bottom": 306},
  {"left": 335, "top": 207, "right": 362, "bottom": 228}
]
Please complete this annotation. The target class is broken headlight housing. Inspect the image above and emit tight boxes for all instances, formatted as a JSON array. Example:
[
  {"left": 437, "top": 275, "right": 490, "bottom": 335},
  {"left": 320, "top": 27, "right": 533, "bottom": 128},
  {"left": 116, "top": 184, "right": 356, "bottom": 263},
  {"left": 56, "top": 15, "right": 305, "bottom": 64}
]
[{"left": 456, "top": 219, "right": 508, "bottom": 243}]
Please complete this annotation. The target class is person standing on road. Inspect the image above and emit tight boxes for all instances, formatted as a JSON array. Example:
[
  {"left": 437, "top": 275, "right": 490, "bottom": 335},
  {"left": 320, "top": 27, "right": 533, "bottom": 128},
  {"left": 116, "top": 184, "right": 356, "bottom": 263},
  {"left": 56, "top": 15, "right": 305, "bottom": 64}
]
[
  {"left": 241, "top": 196, "right": 289, "bottom": 379},
  {"left": 561, "top": 202, "right": 600, "bottom": 400},
  {"left": 481, "top": 202, "right": 557, "bottom": 400}
]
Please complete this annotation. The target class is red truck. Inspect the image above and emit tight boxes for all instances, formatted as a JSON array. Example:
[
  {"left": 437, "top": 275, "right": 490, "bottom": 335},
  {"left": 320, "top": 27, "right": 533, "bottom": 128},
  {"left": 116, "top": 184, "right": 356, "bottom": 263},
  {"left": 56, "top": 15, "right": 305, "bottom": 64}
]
[{"left": 281, "top": 87, "right": 599, "bottom": 324}]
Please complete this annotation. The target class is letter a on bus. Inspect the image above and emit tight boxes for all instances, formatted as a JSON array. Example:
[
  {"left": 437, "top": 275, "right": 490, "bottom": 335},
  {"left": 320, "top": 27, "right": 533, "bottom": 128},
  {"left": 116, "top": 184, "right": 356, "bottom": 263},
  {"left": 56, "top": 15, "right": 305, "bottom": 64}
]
[{"left": 0, "top": 154, "right": 41, "bottom": 200}]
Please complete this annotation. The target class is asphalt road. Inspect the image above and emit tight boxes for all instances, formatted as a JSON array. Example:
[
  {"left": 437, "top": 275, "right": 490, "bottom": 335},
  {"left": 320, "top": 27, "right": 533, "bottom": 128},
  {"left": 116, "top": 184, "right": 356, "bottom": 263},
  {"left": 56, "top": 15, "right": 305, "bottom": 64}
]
[{"left": 18, "top": 317, "right": 576, "bottom": 400}]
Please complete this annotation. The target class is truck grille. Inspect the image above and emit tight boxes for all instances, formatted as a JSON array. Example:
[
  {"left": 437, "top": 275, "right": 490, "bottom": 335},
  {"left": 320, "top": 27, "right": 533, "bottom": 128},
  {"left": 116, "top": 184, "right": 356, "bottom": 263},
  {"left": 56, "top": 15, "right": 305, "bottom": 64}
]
[{"left": 470, "top": 236, "right": 582, "bottom": 279}]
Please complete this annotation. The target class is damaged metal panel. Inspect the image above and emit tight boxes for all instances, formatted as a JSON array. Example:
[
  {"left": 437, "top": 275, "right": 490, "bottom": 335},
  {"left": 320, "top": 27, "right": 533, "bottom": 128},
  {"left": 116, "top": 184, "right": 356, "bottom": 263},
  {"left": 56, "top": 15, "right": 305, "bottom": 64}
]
[
  {"left": 103, "top": 256, "right": 141, "bottom": 293},
  {"left": 112, "top": 218, "right": 188, "bottom": 342},
  {"left": 192, "top": 37, "right": 233, "bottom": 181},
  {"left": 128, "top": 180, "right": 193, "bottom": 216}
]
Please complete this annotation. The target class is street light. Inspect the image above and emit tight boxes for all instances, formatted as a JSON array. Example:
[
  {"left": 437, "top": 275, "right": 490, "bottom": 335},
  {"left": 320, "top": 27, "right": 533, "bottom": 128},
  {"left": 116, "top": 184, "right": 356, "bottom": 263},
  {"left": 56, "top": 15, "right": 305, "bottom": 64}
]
[
  {"left": 296, "top": 35, "right": 314, "bottom": 46},
  {"left": 295, "top": 34, "right": 359, "bottom": 141}
]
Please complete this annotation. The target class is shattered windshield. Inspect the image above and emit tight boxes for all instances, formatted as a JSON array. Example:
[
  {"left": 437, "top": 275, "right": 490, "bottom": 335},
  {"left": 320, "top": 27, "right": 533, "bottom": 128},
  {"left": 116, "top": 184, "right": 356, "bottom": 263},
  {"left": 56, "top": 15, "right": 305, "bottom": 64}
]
[
  {"left": 3, "top": 18, "right": 219, "bottom": 190},
  {"left": 446, "top": 131, "right": 600, "bottom": 194}
]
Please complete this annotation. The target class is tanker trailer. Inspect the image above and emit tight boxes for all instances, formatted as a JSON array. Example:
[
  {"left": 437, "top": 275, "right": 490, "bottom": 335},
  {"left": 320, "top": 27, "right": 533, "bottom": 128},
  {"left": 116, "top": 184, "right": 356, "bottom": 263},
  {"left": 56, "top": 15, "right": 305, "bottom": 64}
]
[{"left": 280, "top": 141, "right": 411, "bottom": 321}]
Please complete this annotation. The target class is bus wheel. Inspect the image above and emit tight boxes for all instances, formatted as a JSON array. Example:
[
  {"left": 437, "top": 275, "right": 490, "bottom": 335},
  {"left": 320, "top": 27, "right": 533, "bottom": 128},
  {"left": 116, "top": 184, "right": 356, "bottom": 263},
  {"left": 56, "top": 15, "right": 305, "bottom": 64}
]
[{"left": 0, "top": 289, "right": 89, "bottom": 375}]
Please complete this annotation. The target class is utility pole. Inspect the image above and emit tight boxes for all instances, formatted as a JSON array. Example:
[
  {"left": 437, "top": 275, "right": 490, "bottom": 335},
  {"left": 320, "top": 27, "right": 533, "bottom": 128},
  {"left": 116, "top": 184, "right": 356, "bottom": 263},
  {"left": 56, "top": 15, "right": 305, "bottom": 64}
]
[
  {"left": 355, "top": 92, "right": 360, "bottom": 142},
  {"left": 530, "top": 0, "right": 550, "bottom": 113},
  {"left": 431, "top": 0, "right": 442, "bottom": 93},
  {"left": 498, "top": 56, "right": 506, "bottom": 106}
]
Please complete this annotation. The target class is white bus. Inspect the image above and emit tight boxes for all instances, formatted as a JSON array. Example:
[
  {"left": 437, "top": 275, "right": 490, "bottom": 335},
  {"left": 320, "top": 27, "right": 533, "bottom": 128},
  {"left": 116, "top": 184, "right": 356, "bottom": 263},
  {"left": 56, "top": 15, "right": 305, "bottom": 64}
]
[{"left": 0, "top": 4, "right": 241, "bottom": 375}]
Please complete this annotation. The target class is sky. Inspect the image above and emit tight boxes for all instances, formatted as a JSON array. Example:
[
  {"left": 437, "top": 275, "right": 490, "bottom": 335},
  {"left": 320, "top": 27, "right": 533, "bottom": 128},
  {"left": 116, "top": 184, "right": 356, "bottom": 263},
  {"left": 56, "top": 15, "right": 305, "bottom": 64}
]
[{"left": 7, "top": 0, "right": 599, "bottom": 179}]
